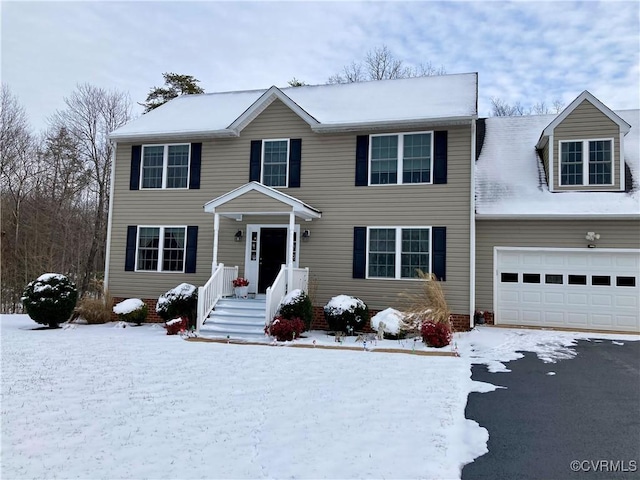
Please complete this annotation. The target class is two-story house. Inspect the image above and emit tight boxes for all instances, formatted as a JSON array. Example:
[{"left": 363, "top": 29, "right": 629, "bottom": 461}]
[{"left": 106, "top": 74, "right": 639, "bottom": 334}]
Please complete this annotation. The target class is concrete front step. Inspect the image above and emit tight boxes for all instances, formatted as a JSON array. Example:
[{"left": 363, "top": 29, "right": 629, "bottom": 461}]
[{"left": 202, "top": 297, "right": 268, "bottom": 340}]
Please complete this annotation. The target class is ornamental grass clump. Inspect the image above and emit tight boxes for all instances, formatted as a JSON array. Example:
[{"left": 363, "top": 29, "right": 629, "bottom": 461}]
[
  {"left": 323, "top": 295, "right": 369, "bottom": 334},
  {"left": 113, "top": 298, "right": 148, "bottom": 325},
  {"left": 22, "top": 273, "right": 78, "bottom": 328},
  {"left": 399, "top": 270, "right": 453, "bottom": 347},
  {"left": 277, "top": 289, "right": 313, "bottom": 331},
  {"left": 156, "top": 283, "right": 198, "bottom": 329},
  {"left": 73, "top": 291, "right": 113, "bottom": 324}
]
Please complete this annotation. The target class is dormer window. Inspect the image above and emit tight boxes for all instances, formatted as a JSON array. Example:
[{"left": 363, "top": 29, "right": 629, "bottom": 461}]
[{"left": 559, "top": 139, "right": 613, "bottom": 186}]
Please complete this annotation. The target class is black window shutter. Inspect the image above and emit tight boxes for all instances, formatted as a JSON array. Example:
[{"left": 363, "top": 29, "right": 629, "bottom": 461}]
[
  {"left": 433, "top": 131, "right": 448, "bottom": 184},
  {"left": 355, "top": 135, "right": 369, "bottom": 186},
  {"left": 185, "top": 226, "right": 198, "bottom": 273},
  {"left": 189, "top": 143, "right": 202, "bottom": 189},
  {"left": 352, "top": 227, "right": 367, "bottom": 278},
  {"left": 125, "top": 226, "right": 137, "bottom": 271},
  {"left": 130, "top": 145, "right": 142, "bottom": 190},
  {"left": 432, "top": 227, "right": 446, "bottom": 281},
  {"left": 288, "top": 139, "right": 302, "bottom": 188},
  {"left": 250, "top": 140, "right": 262, "bottom": 182}
]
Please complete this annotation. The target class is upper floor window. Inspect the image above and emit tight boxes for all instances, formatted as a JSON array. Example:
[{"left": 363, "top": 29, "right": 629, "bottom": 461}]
[
  {"left": 560, "top": 139, "right": 613, "bottom": 186},
  {"left": 136, "top": 226, "right": 186, "bottom": 272},
  {"left": 367, "top": 227, "right": 431, "bottom": 279},
  {"left": 141, "top": 144, "right": 190, "bottom": 189},
  {"left": 370, "top": 132, "right": 432, "bottom": 185},
  {"left": 262, "top": 139, "right": 289, "bottom": 187}
]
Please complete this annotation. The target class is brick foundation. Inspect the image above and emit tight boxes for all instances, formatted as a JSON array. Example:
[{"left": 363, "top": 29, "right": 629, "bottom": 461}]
[
  {"left": 450, "top": 314, "right": 472, "bottom": 332},
  {"left": 111, "top": 297, "right": 164, "bottom": 323}
]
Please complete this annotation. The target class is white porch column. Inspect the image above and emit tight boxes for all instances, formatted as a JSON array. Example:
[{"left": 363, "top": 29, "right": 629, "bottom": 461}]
[
  {"left": 212, "top": 213, "right": 220, "bottom": 274},
  {"left": 287, "top": 211, "right": 295, "bottom": 290}
]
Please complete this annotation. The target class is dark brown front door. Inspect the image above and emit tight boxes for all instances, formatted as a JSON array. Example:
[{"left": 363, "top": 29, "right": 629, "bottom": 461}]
[{"left": 258, "top": 228, "right": 287, "bottom": 293}]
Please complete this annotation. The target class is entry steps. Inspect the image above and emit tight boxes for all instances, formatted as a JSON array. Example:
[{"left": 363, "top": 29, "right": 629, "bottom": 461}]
[{"left": 200, "top": 297, "right": 269, "bottom": 341}]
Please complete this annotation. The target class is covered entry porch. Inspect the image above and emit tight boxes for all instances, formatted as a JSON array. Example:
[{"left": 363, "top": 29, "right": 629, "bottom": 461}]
[{"left": 197, "top": 182, "right": 321, "bottom": 331}]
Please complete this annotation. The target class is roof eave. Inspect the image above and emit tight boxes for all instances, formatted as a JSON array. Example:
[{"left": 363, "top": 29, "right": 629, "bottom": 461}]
[
  {"left": 311, "top": 115, "right": 476, "bottom": 133},
  {"left": 109, "top": 129, "right": 238, "bottom": 142}
]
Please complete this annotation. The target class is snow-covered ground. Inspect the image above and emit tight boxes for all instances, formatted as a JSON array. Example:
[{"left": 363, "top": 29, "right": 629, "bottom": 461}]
[{"left": 1, "top": 314, "right": 637, "bottom": 479}]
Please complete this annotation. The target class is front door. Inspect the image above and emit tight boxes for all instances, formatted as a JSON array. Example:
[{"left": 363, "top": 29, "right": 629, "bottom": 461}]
[{"left": 258, "top": 228, "right": 288, "bottom": 293}]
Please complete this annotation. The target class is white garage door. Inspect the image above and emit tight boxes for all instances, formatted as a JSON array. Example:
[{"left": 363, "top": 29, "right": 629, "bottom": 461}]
[{"left": 495, "top": 248, "right": 640, "bottom": 332}]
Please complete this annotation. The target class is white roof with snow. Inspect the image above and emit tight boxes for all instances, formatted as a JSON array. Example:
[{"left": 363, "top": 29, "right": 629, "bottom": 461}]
[
  {"left": 110, "top": 73, "right": 478, "bottom": 140},
  {"left": 476, "top": 109, "right": 640, "bottom": 218}
]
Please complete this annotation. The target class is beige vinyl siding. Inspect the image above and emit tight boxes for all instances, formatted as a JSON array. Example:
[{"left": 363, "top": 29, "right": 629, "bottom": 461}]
[
  {"left": 216, "top": 191, "right": 291, "bottom": 213},
  {"left": 553, "top": 99, "right": 621, "bottom": 191},
  {"left": 475, "top": 219, "right": 640, "bottom": 310},
  {"left": 108, "top": 99, "right": 473, "bottom": 313}
]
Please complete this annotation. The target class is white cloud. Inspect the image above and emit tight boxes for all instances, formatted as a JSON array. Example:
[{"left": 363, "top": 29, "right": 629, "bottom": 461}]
[{"left": 2, "top": 1, "right": 638, "bottom": 131}]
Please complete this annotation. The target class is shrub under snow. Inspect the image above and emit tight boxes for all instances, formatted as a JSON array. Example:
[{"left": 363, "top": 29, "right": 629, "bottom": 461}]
[
  {"left": 113, "top": 298, "right": 148, "bottom": 325},
  {"left": 323, "top": 295, "right": 369, "bottom": 334},
  {"left": 370, "top": 308, "right": 406, "bottom": 339},
  {"left": 277, "top": 289, "right": 313, "bottom": 331},
  {"left": 21, "top": 273, "right": 78, "bottom": 328},
  {"left": 156, "top": 283, "right": 197, "bottom": 329}
]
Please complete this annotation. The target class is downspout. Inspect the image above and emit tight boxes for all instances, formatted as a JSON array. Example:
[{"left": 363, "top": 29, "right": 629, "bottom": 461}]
[
  {"left": 103, "top": 141, "right": 117, "bottom": 294},
  {"left": 469, "top": 119, "right": 477, "bottom": 329}
]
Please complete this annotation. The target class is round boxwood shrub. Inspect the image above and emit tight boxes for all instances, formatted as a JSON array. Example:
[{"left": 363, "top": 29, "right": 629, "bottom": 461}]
[
  {"left": 22, "top": 273, "right": 78, "bottom": 328},
  {"left": 113, "top": 298, "right": 148, "bottom": 325},
  {"left": 323, "top": 295, "right": 369, "bottom": 334},
  {"left": 156, "top": 283, "right": 198, "bottom": 329},
  {"left": 277, "top": 289, "right": 313, "bottom": 331}
]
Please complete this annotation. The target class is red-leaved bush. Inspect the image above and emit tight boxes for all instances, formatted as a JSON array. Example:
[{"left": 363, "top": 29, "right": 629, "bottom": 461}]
[
  {"left": 421, "top": 321, "right": 452, "bottom": 348},
  {"left": 265, "top": 316, "right": 305, "bottom": 341},
  {"left": 164, "top": 316, "right": 188, "bottom": 335}
]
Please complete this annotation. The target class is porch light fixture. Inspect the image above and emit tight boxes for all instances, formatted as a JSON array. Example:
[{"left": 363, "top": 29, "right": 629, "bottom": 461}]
[
  {"left": 235, "top": 230, "right": 243, "bottom": 242},
  {"left": 585, "top": 231, "right": 600, "bottom": 248},
  {"left": 302, "top": 229, "right": 311, "bottom": 240}
]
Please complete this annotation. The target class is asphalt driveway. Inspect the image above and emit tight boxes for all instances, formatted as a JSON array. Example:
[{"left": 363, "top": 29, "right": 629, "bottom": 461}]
[{"left": 463, "top": 339, "right": 640, "bottom": 480}]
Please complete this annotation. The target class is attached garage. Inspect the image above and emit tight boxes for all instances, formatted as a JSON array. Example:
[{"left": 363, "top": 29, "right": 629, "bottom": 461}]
[{"left": 494, "top": 247, "right": 640, "bottom": 333}]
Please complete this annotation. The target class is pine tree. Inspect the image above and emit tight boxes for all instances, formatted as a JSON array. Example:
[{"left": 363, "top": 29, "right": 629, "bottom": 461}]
[{"left": 141, "top": 73, "right": 205, "bottom": 113}]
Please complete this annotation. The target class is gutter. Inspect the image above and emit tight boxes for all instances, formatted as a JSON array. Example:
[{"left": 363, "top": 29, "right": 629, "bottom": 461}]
[
  {"left": 476, "top": 213, "right": 640, "bottom": 220},
  {"left": 311, "top": 116, "right": 476, "bottom": 133},
  {"left": 109, "top": 129, "right": 239, "bottom": 142}
]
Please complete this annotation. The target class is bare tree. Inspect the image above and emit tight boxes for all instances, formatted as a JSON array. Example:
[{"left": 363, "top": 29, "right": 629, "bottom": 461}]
[
  {"left": 491, "top": 97, "right": 564, "bottom": 116},
  {"left": 327, "top": 45, "right": 445, "bottom": 84},
  {"left": 50, "top": 84, "right": 132, "bottom": 295}
]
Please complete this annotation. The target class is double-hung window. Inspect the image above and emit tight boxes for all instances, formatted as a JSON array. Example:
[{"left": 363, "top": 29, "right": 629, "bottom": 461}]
[
  {"left": 560, "top": 139, "right": 613, "bottom": 186},
  {"left": 141, "top": 144, "right": 190, "bottom": 189},
  {"left": 262, "top": 139, "right": 289, "bottom": 187},
  {"left": 136, "top": 226, "right": 186, "bottom": 272},
  {"left": 370, "top": 132, "right": 432, "bottom": 185},
  {"left": 367, "top": 227, "right": 431, "bottom": 279}
]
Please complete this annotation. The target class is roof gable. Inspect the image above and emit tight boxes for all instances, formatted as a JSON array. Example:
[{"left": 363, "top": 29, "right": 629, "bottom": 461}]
[
  {"left": 203, "top": 182, "right": 321, "bottom": 220},
  {"left": 541, "top": 91, "right": 631, "bottom": 141}
]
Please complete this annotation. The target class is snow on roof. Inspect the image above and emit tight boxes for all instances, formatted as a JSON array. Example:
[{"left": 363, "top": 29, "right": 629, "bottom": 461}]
[
  {"left": 110, "top": 73, "right": 478, "bottom": 140},
  {"left": 476, "top": 109, "right": 640, "bottom": 218}
]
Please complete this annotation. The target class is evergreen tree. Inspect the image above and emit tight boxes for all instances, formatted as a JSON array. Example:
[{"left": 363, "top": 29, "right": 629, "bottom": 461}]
[{"left": 141, "top": 73, "right": 205, "bottom": 112}]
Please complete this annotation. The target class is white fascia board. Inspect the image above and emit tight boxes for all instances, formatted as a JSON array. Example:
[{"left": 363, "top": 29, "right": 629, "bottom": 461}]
[
  {"left": 228, "top": 86, "right": 320, "bottom": 133},
  {"left": 108, "top": 129, "right": 238, "bottom": 142},
  {"left": 542, "top": 91, "right": 632, "bottom": 137},
  {"left": 311, "top": 116, "right": 475, "bottom": 134},
  {"left": 103, "top": 141, "right": 117, "bottom": 291},
  {"left": 476, "top": 213, "right": 640, "bottom": 220}
]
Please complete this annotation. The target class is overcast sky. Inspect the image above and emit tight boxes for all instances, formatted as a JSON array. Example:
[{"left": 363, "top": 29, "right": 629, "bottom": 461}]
[{"left": 2, "top": 1, "right": 639, "bottom": 132}]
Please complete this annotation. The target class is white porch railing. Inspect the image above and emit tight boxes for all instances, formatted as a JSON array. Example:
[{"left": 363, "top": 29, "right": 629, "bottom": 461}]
[
  {"left": 265, "top": 265, "right": 287, "bottom": 325},
  {"left": 196, "top": 263, "right": 238, "bottom": 332},
  {"left": 265, "top": 265, "right": 310, "bottom": 325}
]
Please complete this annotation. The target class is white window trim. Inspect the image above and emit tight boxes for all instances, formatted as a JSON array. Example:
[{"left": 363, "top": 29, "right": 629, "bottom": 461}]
[
  {"left": 261, "top": 138, "right": 290, "bottom": 188},
  {"left": 365, "top": 226, "right": 432, "bottom": 280},
  {"left": 558, "top": 138, "right": 615, "bottom": 187},
  {"left": 368, "top": 131, "right": 434, "bottom": 186},
  {"left": 140, "top": 144, "right": 191, "bottom": 190},
  {"left": 135, "top": 225, "right": 187, "bottom": 273}
]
